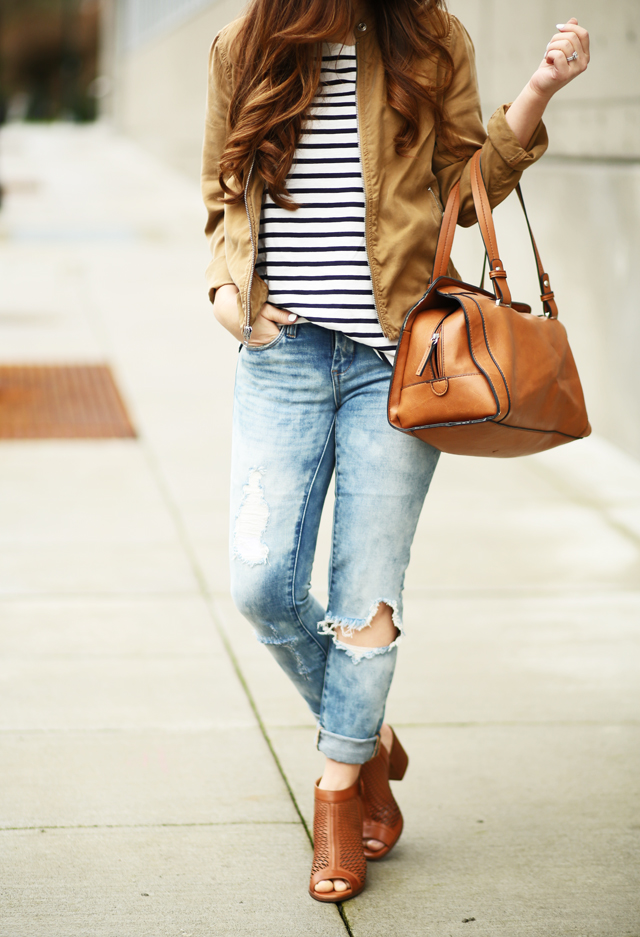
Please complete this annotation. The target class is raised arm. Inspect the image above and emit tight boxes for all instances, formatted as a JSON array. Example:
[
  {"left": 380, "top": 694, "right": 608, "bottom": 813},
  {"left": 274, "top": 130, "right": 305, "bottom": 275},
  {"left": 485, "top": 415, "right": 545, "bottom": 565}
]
[
  {"left": 432, "top": 17, "right": 548, "bottom": 227},
  {"left": 433, "top": 16, "right": 590, "bottom": 227},
  {"left": 506, "top": 19, "right": 590, "bottom": 147}
]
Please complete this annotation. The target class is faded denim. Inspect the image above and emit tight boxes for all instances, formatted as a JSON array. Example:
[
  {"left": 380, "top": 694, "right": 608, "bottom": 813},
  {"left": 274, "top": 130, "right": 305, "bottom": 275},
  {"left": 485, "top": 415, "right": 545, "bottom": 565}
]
[{"left": 229, "top": 323, "right": 439, "bottom": 764}]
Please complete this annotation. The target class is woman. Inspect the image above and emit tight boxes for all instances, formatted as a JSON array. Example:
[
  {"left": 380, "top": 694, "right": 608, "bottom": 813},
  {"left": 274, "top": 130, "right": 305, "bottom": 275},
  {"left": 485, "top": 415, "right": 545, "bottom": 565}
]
[{"left": 202, "top": 0, "right": 589, "bottom": 902}]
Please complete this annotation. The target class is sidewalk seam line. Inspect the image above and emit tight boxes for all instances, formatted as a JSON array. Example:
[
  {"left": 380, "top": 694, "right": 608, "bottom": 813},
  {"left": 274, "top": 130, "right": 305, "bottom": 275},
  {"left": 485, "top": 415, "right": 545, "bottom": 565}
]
[
  {"left": 0, "top": 822, "right": 300, "bottom": 832},
  {"left": 1, "top": 584, "right": 639, "bottom": 600},
  {"left": 2, "top": 720, "right": 638, "bottom": 734},
  {"left": 135, "top": 437, "right": 354, "bottom": 934}
]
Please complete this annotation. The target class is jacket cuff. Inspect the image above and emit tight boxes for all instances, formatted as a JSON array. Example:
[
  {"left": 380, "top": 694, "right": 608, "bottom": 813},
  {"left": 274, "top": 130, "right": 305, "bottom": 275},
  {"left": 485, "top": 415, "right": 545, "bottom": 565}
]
[
  {"left": 487, "top": 104, "right": 549, "bottom": 171},
  {"left": 206, "top": 256, "right": 234, "bottom": 303}
]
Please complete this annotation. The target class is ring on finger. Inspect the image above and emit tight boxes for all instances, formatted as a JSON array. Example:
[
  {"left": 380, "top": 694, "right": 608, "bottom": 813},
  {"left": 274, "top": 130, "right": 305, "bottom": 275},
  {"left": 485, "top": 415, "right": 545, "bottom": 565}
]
[{"left": 566, "top": 51, "right": 578, "bottom": 62}]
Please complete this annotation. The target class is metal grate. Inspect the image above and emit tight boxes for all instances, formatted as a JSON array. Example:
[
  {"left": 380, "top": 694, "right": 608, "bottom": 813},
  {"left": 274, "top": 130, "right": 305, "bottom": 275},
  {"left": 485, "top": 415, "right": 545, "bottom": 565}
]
[{"left": 0, "top": 365, "right": 136, "bottom": 439}]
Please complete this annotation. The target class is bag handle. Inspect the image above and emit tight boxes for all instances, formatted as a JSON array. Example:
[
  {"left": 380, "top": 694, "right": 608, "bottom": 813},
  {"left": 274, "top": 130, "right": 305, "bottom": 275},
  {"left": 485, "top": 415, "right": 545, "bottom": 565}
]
[
  {"left": 513, "top": 185, "right": 558, "bottom": 318},
  {"left": 468, "top": 150, "right": 512, "bottom": 307},
  {"left": 431, "top": 148, "right": 558, "bottom": 318},
  {"left": 431, "top": 179, "right": 460, "bottom": 281}
]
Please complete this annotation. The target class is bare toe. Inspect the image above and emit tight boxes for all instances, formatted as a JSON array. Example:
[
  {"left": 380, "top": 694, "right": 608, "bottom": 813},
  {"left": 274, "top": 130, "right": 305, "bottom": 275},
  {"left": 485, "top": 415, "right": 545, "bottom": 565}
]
[
  {"left": 365, "top": 838, "right": 385, "bottom": 851},
  {"left": 333, "top": 880, "right": 349, "bottom": 893},
  {"left": 315, "top": 880, "right": 335, "bottom": 893}
]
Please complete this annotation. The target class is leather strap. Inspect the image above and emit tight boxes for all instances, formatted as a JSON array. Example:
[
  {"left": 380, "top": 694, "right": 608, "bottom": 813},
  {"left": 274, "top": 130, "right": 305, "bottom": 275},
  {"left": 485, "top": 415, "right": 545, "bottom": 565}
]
[
  {"left": 469, "top": 150, "right": 512, "bottom": 306},
  {"left": 430, "top": 180, "right": 460, "bottom": 282},
  {"left": 429, "top": 148, "right": 559, "bottom": 318},
  {"left": 515, "top": 185, "right": 559, "bottom": 318}
]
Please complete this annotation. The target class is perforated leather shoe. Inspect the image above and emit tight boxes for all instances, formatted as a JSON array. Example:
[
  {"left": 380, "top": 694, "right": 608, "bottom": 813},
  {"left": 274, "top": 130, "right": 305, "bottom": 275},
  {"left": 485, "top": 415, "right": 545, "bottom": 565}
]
[{"left": 309, "top": 779, "right": 367, "bottom": 902}]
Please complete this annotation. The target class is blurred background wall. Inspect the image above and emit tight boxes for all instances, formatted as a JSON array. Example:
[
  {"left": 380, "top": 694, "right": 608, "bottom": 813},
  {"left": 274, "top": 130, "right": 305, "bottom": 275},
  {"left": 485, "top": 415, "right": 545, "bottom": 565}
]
[
  {"left": 104, "top": 0, "right": 640, "bottom": 172},
  {"left": 102, "top": 0, "right": 243, "bottom": 176},
  {"left": 5, "top": 0, "right": 638, "bottom": 460}
]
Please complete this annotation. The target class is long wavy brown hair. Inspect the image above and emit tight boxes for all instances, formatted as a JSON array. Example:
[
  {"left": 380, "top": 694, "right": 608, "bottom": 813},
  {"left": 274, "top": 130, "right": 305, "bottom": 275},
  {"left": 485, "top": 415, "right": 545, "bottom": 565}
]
[{"left": 219, "top": 0, "right": 458, "bottom": 209}]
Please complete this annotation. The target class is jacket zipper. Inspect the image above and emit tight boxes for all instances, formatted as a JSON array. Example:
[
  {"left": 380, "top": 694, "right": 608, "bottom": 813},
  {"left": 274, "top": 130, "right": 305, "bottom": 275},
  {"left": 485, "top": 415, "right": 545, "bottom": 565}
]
[
  {"left": 428, "top": 186, "right": 444, "bottom": 217},
  {"left": 243, "top": 46, "right": 383, "bottom": 343},
  {"left": 242, "top": 154, "right": 257, "bottom": 345},
  {"left": 354, "top": 40, "right": 385, "bottom": 338}
]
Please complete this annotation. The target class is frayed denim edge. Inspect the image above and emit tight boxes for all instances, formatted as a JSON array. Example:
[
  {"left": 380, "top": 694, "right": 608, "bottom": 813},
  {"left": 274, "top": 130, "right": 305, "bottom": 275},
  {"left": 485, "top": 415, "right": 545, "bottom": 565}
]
[{"left": 317, "top": 598, "right": 404, "bottom": 664}]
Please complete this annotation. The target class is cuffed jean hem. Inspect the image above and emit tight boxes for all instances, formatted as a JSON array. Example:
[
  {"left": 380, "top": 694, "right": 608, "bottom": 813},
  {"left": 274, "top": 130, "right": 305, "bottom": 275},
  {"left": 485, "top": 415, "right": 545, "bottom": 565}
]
[{"left": 316, "top": 726, "right": 379, "bottom": 765}]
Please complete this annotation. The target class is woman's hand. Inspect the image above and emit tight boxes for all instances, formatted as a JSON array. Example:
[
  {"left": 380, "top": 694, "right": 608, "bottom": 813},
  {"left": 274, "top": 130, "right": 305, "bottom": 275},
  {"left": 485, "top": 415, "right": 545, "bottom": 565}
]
[
  {"left": 531, "top": 19, "right": 590, "bottom": 98},
  {"left": 212, "top": 283, "right": 298, "bottom": 345},
  {"left": 505, "top": 18, "right": 590, "bottom": 148}
]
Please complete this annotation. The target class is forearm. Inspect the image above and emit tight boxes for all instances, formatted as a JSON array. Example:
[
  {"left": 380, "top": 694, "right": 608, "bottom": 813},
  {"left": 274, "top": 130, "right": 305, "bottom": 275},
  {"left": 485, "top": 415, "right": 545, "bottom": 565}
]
[
  {"left": 213, "top": 283, "right": 243, "bottom": 343},
  {"left": 505, "top": 82, "right": 551, "bottom": 149}
]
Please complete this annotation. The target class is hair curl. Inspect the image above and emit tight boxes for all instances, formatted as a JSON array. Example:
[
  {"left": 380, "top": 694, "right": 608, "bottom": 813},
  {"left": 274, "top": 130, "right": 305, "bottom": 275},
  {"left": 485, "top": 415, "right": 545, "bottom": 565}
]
[{"left": 219, "top": 0, "right": 461, "bottom": 209}]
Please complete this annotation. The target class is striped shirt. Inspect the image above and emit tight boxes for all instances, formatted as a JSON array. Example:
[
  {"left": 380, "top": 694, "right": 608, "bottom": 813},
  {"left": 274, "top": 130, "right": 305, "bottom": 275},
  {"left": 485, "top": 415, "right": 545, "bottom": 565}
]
[{"left": 256, "top": 43, "right": 395, "bottom": 360}]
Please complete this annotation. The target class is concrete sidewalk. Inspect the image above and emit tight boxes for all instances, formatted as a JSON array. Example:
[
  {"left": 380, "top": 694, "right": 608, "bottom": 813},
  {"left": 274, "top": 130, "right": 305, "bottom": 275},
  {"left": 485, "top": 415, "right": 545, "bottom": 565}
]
[{"left": 0, "top": 123, "right": 638, "bottom": 937}]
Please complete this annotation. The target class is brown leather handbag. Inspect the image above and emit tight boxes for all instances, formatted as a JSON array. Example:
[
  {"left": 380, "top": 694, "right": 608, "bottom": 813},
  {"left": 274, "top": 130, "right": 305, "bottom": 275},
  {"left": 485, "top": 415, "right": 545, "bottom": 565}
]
[{"left": 388, "top": 149, "right": 591, "bottom": 457}]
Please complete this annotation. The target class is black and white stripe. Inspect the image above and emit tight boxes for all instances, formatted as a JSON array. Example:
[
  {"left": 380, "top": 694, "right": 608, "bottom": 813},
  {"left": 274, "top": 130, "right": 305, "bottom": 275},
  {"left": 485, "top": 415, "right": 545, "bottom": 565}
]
[{"left": 256, "top": 44, "right": 396, "bottom": 358}]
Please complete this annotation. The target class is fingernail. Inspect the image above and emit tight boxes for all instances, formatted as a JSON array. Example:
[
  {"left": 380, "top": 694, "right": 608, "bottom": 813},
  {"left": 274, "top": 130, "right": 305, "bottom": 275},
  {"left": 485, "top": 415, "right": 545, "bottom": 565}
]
[
  {"left": 287, "top": 313, "right": 297, "bottom": 322},
  {"left": 556, "top": 23, "right": 565, "bottom": 29}
]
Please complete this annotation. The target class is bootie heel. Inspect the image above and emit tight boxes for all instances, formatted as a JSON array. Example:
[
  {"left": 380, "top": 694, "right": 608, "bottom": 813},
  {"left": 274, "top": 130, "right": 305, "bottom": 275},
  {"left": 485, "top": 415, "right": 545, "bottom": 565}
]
[
  {"left": 360, "top": 728, "right": 408, "bottom": 860},
  {"left": 388, "top": 729, "right": 409, "bottom": 780}
]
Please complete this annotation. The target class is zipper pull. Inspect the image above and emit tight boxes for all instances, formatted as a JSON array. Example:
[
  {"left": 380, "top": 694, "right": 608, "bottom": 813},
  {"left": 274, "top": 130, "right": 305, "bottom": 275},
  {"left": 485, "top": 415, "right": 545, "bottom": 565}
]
[
  {"left": 243, "top": 325, "right": 253, "bottom": 345},
  {"left": 416, "top": 332, "right": 439, "bottom": 377}
]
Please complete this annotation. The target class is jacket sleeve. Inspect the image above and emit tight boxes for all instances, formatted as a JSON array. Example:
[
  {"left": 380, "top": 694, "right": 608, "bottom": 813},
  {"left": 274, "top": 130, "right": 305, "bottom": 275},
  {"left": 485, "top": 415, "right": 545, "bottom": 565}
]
[
  {"left": 432, "top": 15, "right": 548, "bottom": 228},
  {"left": 201, "top": 34, "right": 234, "bottom": 301}
]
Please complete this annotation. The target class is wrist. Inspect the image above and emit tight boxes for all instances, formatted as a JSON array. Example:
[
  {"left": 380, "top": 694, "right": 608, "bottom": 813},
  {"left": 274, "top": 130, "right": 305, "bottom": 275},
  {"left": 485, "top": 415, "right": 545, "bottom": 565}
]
[{"left": 527, "top": 76, "right": 555, "bottom": 105}]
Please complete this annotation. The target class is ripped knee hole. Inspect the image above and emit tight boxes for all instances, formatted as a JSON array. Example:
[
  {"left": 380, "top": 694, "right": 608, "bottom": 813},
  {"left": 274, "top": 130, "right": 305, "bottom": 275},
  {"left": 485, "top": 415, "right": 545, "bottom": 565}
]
[
  {"left": 336, "top": 624, "right": 399, "bottom": 649},
  {"left": 321, "top": 601, "right": 402, "bottom": 649},
  {"left": 338, "top": 602, "right": 397, "bottom": 647}
]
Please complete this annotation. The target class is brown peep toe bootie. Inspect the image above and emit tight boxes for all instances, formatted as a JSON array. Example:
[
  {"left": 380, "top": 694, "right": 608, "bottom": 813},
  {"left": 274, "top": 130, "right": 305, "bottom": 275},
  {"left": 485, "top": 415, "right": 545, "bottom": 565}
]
[
  {"left": 360, "top": 728, "right": 408, "bottom": 860},
  {"left": 309, "top": 779, "right": 367, "bottom": 902}
]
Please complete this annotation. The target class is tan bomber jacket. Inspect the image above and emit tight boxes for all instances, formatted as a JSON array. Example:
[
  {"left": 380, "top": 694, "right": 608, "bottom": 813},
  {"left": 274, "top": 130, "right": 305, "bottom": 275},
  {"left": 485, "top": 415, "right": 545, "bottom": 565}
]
[{"left": 201, "top": 12, "right": 548, "bottom": 342}]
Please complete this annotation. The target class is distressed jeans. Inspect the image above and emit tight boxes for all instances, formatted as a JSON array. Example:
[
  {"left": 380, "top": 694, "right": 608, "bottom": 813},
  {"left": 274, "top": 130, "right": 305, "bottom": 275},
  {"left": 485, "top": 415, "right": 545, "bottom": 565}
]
[{"left": 229, "top": 323, "right": 439, "bottom": 764}]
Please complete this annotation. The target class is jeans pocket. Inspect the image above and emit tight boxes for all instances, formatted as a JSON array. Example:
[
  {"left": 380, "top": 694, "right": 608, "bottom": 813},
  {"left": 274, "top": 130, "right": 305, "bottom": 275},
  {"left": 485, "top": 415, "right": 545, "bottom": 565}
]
[{"left": 244, "top": 327, "right": 286, "bottom": 352}]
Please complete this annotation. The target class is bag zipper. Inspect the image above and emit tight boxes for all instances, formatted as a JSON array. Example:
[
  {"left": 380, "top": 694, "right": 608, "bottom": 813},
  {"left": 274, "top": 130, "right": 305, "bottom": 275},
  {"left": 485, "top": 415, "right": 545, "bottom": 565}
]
[
  {"left": 416, "top": 333, "right": 439, "bottom": 377},
  {"left": 434, "top": 326, "right": 443, "bottom": 379},
  {"left": 242, "top": 154, "right": 257, "bottom": 345},
  {"left": 416, "top": 314, "right": 448, "bottom": 377}
]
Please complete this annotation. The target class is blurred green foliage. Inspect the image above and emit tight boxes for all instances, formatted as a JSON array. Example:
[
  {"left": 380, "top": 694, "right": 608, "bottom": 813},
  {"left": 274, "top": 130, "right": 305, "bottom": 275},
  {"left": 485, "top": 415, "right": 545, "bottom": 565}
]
[{"left": 0, "top": 0, "right": 99, "bottom": 122}]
